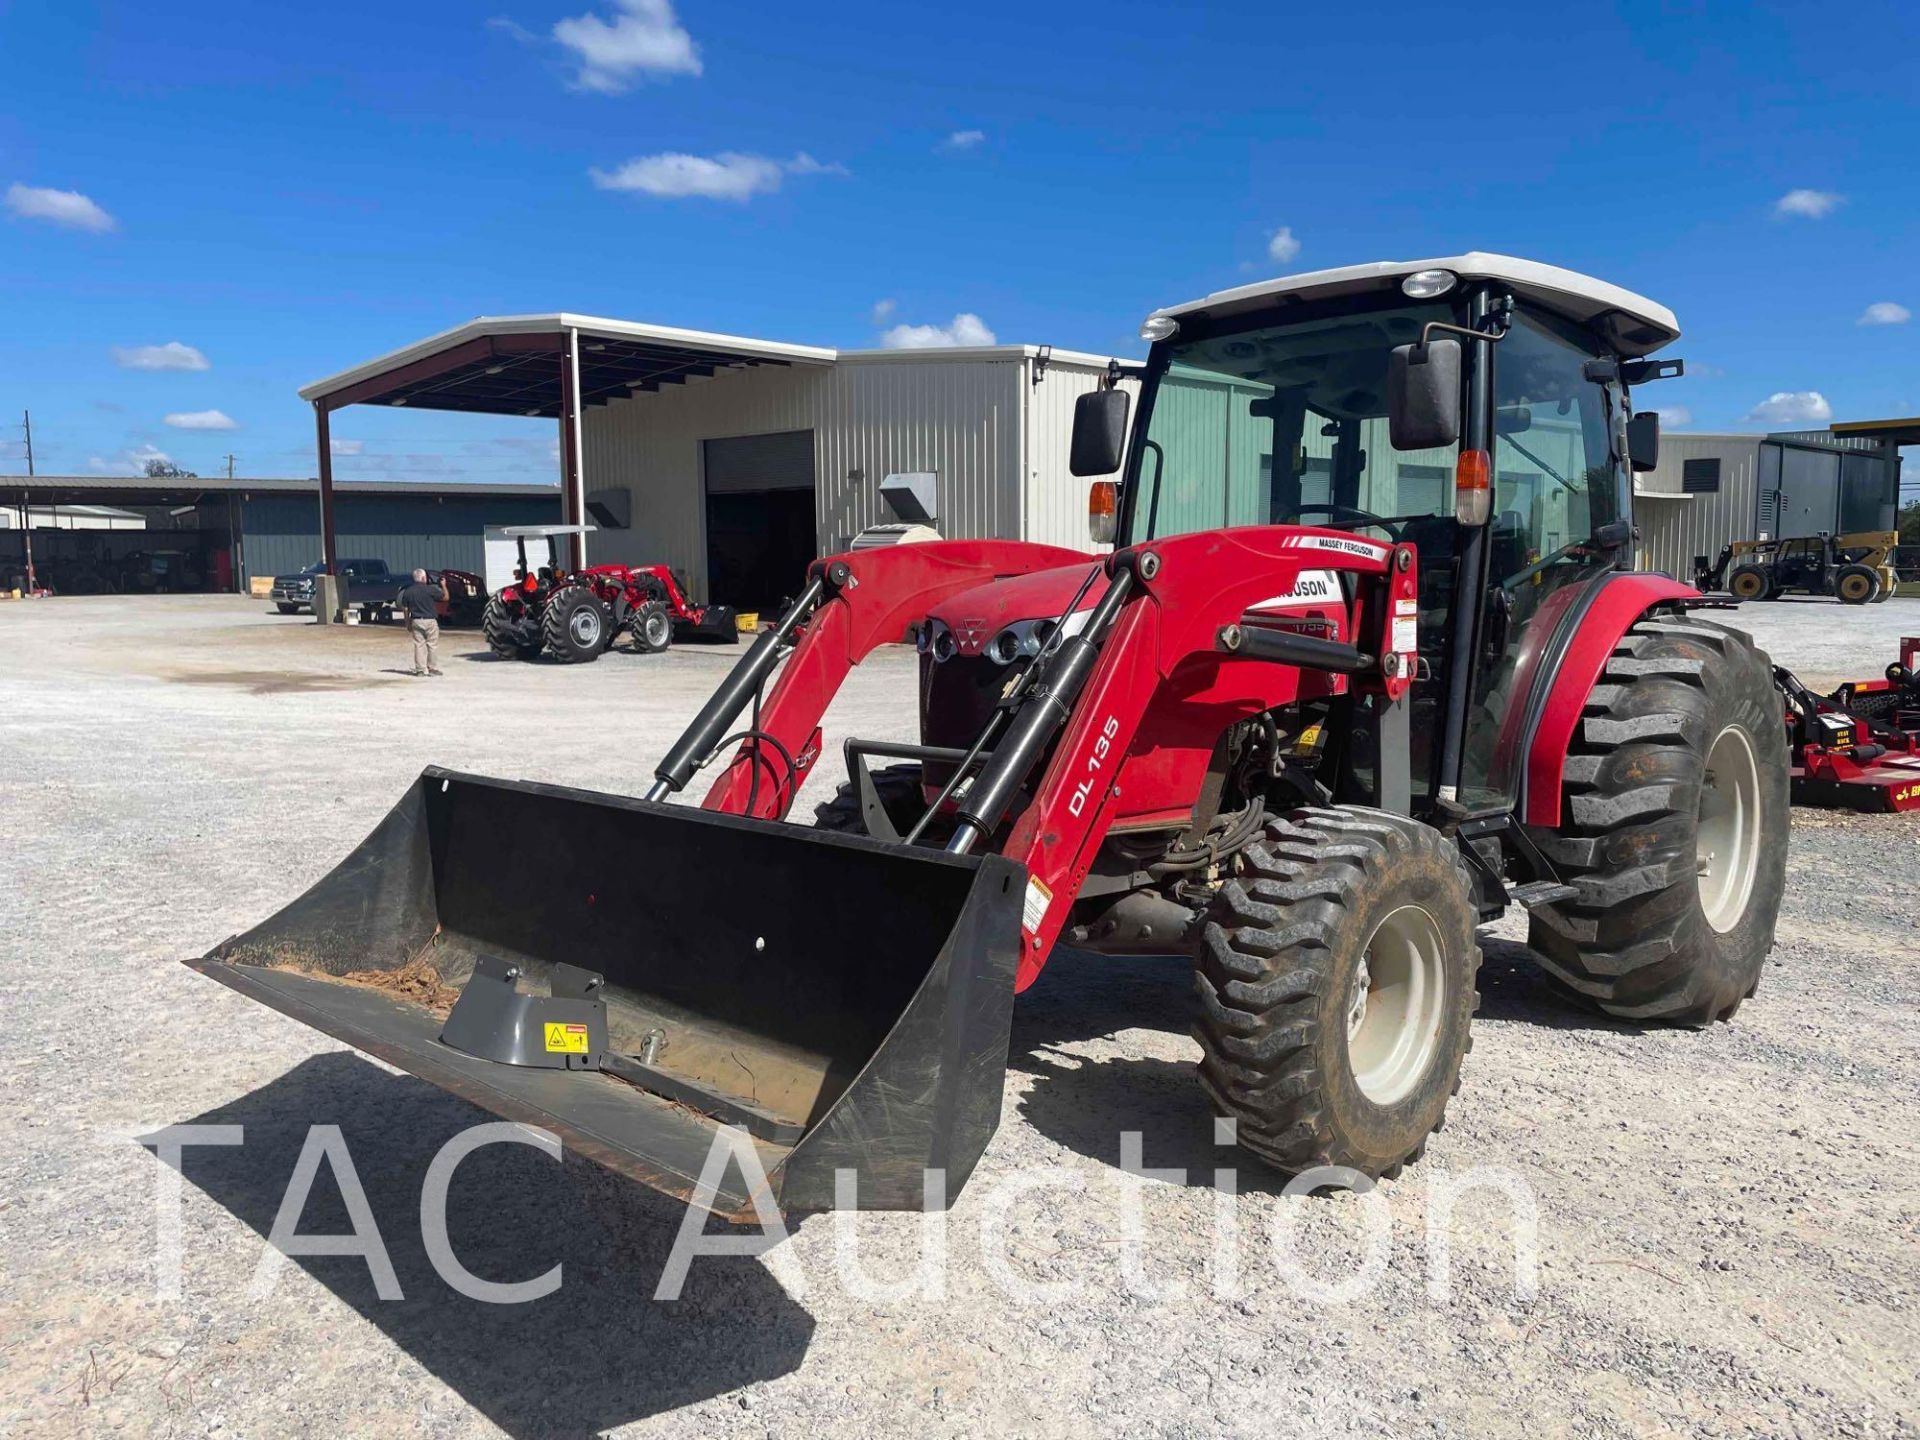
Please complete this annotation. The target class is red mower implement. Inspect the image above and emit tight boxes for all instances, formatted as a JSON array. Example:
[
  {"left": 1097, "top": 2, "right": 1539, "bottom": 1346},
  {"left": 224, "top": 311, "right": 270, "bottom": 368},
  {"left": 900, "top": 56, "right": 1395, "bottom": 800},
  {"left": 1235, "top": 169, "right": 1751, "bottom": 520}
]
[
  {"left": 189, "top": 255, "right": 1790, "bottom": 1219},
  {"left": 1776, "top": 636, "right": 1920, "bottom": 812},
  {"left": 481, "top": 524, "right": 738, "bottom": 663}
]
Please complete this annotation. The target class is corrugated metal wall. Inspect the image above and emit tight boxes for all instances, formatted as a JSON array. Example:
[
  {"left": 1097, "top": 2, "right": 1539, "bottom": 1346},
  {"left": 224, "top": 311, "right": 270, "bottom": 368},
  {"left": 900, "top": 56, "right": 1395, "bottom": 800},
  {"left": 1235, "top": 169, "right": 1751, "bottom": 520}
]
[
  {"left": 1631, "top": 435, "right": 1761, "bottom": 580},
  {"left": 1023, "top": 358, "right": 1140, "bottom": 552},
  {"left": 582, "top": 356, "right": 1052, "bottom": 595},
  {"left": 237, "top": 492, "right": 562, "bottom": 583}
]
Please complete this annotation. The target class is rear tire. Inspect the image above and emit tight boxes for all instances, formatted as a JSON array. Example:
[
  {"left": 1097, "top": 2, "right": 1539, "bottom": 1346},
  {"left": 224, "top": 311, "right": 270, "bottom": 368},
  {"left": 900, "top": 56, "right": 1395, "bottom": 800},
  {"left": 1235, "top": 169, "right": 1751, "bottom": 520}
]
[
  {"left": 541, "top": 585, "right": 611, "bottom": 663},
  {"left": 1835, "top": 565, "right": 1878, "bottom": 605},
  {"left": 1526, "top": 615, "right": 1788, "bottom": 1024},
  {"left": 1727, "top": 566, "right": 1771, "bottom": 601},
  {"left": 1195, "top": 807, "right": 1479, "bottom": 1181},
  {"left": 482, "top": 596, "right": 542, "bottom": 661},
  {"left": 630, "top": 600, "right": 673, "bottom": 654}
]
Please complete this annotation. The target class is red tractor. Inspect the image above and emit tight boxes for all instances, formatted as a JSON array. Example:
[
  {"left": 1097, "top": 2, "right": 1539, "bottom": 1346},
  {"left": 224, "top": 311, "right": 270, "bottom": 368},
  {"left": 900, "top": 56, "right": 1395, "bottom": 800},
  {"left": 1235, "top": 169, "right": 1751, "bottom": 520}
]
[
  {"left": 481, "top": 524, "right": 738, "bottom": 663},
  {"left": 192, "top": 255, "right": 1790, "bottom": 1219}
]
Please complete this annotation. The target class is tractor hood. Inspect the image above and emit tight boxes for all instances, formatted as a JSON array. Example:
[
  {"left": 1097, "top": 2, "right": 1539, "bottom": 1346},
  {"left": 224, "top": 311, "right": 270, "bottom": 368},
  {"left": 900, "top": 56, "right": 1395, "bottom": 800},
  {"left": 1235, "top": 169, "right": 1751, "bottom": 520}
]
[
  {"left": 926, "top": 544, "right": 1355, "bottom": 659},
  {"left": 926, "top": 561, "right": 1102, "bottom": 657}
]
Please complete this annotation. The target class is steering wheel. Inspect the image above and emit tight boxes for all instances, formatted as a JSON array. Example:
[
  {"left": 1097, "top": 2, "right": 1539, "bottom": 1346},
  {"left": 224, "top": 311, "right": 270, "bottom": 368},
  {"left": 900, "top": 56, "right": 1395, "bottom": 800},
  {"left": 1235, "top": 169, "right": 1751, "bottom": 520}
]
[{"left": 1295, "top": 503, "right": 1407, "bottom": 542}]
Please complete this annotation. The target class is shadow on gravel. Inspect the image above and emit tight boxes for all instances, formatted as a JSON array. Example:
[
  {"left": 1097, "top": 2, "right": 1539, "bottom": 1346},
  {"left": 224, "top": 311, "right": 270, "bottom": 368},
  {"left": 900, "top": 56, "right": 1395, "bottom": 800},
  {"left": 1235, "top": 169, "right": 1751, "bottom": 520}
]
[
  {"left": 1473, "top": 935, "right": 1639, "bottom": 1034},
  {"left": 1006, "top": 939, "right": 1632, "bottom": 1192},
  {"left": 1006, "top": 948, "right": 1299, "bottom": 1197},
  {"left": 152, "top": 1053, "right": 812, "bottom": 1436}
]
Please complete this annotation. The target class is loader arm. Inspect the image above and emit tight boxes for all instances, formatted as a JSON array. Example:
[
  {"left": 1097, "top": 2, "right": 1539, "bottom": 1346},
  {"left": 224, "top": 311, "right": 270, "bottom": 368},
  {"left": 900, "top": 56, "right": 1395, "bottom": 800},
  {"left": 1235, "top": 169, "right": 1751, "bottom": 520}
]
[
  {"left": 689, "top": 540, "right": 1093, "bottom": 818},
  {"left": 996, "top": 527, "right": 1419, "bottom": 989}
]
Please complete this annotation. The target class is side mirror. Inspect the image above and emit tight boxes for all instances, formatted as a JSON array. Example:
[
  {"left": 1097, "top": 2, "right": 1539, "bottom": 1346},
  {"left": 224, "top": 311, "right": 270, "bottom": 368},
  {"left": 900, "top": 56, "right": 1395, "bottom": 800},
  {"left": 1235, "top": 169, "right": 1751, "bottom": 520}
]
[
  {"left": 1387, "top": 338, "right": 1462, "bottom": 451},
  {"left": 1070, "top": 389, "right": 1129, "bottom": 476},
  {"left": 1088, "top": 481, "right": 1118, "bottom": 545},
  {"left": 1626, "top": 411, "right": 1660, "bottom": 473}
]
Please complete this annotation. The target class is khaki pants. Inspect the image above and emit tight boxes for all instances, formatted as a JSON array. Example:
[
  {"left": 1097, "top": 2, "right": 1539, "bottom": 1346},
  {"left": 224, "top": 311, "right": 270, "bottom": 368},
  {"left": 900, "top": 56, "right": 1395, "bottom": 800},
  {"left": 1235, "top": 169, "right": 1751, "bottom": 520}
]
[{"left": 409, "top": 618, "right": 441, "bottom": 673}]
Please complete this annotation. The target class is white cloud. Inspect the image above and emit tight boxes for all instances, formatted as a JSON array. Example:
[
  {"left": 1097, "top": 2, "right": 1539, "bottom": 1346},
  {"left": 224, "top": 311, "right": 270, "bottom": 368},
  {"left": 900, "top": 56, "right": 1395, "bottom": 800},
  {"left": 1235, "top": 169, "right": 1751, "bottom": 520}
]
[
  {"left": 1654, "top": 405, "right": 1692, "bottom": 429},
  {"left": 553, "top": 0, "right": 700, "bottom": 92},
  {"left": 113, "top": 341, "right": 210, "bottom": 372},
  {"left": 1774, "top": 188, "right": 1841, "bottom": 219},
  {"left": 1858, "top": 301, "right": 1910, "bottom": 326},
  {"left": 870, "top": 298, "right": 896, "bottom": 324},
  {"left": 880, "top": 313, "right": 997, "bottom": 349},
  {"left": 164, "top": 409, "right": 237, "bottom": 431},
  {"left": 330, "top": 438, "right": 365, "bottom": 457},
  {"left": 6, "top": 183, "right": 116, "bottom": 233},
  {"left": 485, "top": 15, "right": 538, "bottom": 43},
  {"left": 1746, "top": 391, "right": 1832, "bottom": 425},
  {"left": 1267, "top": 226, "right": 1301, "bottom": 264},
  {"left": 89, "top": 443, "right": 171, "bottom": 475},
  {"left": 941, "top": 129, "right": 986, "bottom": 152},
  {"left": 589, "top": 151, "right": 843, "bottom": 201}
]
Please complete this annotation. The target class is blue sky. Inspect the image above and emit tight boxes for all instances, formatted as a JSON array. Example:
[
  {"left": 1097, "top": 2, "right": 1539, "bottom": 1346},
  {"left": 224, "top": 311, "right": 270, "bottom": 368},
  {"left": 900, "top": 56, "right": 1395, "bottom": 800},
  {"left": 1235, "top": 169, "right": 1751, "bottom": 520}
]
[{"left": 1, "top": 0, "right": 1915, "bottom": 487}]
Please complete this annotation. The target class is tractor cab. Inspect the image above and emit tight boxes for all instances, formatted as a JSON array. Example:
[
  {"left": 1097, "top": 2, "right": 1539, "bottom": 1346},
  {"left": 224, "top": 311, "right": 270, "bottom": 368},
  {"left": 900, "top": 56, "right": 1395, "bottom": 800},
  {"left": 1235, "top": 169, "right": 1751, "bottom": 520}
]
[{"left": 1081, "top": 253, "right": 1681, "bottom": 815}]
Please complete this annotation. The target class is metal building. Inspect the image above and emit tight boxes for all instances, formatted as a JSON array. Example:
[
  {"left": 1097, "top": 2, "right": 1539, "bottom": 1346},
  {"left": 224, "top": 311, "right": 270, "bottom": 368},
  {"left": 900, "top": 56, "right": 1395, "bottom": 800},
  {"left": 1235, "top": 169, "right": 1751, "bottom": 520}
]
[
  {"left": 299, "top": 316, "right": 1124, "bottom": 608},
  {"left": 0, "top": 473, "right": 559, "bottom": 595},
  {"left": 1633, "top": 419, "right": 1909, "bottom": 579}
]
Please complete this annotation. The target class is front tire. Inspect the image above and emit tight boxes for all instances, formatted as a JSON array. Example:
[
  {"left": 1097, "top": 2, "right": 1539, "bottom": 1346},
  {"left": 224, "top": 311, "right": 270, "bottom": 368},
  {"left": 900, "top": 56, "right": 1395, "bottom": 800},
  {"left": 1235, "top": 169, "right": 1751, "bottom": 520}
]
[
  {"left": 482, "top": 596, "right": 542, "bottom": 661},
  {"left": 1727, "top": 565, "right": 1771, "bottom": 601},
  {"left": 541, "top": 585, "right": 612, "bottom": 663},
  {"left": 1835, "top": 564, "right": 1878, "bottom": 605},
  {"left": 1526, "top": 615, "right": 1789, "bottom": 1024},
  {"left": 276, "top": 603, "right": 300, "bottom": 615},
  {"left": 812, "top": 763, "right": 929, "bottom": 837},
  {"left": 1196, "top": 807, "right": 1480, "bottom": 1181},
  {"left": 629, "top": 600, "right": 673, "bottom": 654}
]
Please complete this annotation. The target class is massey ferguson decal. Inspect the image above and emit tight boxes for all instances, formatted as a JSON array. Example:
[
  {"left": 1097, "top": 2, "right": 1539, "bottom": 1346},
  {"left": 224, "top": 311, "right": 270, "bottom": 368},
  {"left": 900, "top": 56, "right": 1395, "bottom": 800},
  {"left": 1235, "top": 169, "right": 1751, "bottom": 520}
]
[
  {"left": 1247, "top": 568, "right": 1340, "bottom": 611},
  {"left": 1281, "top": 533, "right": 1391, "bottom": 561}
]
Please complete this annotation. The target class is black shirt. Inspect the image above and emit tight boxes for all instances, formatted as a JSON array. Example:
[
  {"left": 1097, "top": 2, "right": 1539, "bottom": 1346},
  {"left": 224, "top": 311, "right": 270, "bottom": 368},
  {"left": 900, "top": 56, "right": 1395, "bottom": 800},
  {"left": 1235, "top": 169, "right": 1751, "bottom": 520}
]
[{"left": 399, "top": 580, "right": 445, "bottom": 620}]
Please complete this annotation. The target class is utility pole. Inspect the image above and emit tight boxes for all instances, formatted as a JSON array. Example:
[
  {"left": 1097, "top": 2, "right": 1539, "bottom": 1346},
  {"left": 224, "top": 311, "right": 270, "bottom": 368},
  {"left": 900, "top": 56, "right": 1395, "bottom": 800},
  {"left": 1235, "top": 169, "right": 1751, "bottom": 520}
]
[
  {"left": 224, "top": 452, "right": 236, "bottom": 481},
  {"left": 20, "top": 410, "right": 36, "bottom": 594}
]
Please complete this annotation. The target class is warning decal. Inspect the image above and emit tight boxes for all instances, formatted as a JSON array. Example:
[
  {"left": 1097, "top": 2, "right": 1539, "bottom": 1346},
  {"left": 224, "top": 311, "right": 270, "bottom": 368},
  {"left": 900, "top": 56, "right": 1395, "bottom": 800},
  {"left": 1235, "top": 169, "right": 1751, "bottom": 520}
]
[
  {"left": 1022, "top": 876, "right": 1054, "bottom": 934},
  {"left": 543, "top": 1022, "right": 590, "bottom": 1054}
]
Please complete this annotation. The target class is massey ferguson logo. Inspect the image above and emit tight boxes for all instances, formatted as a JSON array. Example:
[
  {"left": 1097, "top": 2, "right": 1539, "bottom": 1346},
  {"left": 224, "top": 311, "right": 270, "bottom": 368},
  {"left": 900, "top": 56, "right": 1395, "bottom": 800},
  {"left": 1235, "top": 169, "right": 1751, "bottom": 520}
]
[
  {"left": 951, "top": 618, "right": 990, "bottom": 655},
  {"left": 1068, "top": 715, "right": 1122, "bottom": 817}
]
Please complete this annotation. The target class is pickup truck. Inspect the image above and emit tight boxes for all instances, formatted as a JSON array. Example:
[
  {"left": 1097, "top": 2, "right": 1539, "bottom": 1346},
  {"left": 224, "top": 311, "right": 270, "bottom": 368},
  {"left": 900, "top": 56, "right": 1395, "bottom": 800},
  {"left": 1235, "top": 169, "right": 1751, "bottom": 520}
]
[{"left": 269, "top": 558, "right": 395, "bottom": 615}]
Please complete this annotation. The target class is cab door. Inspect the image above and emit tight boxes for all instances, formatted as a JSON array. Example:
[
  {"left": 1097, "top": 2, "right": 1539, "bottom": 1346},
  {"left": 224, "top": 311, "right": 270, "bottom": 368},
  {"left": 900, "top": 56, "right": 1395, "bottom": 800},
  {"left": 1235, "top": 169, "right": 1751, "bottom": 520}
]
[{"left": 1457, "top": 311, "right": 1630, "bottom": 809}]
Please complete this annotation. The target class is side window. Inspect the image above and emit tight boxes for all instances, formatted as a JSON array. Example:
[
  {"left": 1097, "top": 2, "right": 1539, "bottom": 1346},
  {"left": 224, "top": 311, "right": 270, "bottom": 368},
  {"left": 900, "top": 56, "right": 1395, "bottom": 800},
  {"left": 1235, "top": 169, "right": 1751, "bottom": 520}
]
[{"left": 1489, "top": 314, "right": 1619, "bottom": 583}]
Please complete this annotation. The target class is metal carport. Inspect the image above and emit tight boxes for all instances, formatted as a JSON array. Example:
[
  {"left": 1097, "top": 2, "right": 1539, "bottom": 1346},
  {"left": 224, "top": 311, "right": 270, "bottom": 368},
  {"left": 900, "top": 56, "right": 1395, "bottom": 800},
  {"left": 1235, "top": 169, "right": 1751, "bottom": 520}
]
[{"left": 297, "top": 315, "right": 835, "bottom": 574}]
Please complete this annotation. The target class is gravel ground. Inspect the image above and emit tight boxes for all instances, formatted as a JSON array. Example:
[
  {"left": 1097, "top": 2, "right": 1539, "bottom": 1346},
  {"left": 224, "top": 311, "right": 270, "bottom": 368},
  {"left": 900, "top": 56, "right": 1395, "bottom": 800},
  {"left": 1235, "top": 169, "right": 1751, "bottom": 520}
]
[{"left": 1, "top": 594, "right": 1916, "bottom": 1440}]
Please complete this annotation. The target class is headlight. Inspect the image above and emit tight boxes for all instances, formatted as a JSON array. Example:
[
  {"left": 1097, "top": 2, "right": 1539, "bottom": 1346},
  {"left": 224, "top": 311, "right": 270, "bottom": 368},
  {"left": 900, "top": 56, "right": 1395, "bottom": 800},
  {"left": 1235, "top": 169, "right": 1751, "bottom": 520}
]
[
  {"left": 928, "top": 619, "right": 956, "bottom": 662},
  {"left": 986, "top": 628, "right": 1021, "bottom": 666}
]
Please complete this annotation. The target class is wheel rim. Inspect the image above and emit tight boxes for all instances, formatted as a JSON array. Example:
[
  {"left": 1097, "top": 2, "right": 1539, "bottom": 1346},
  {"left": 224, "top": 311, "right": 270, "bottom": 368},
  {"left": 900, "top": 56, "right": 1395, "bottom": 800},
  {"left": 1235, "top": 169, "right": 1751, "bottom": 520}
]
[
  {"left": 1733, "top": 573, "right": 1763, "bottom": 598},
  {"left": 1345, "top": 903, "right": 1447, "bottom": 1106},
  {"left": 1697, "top": 723, "right": 1762, "bottom": 933},
  {"left": 570, "top": 606, "right": 603, "bottom": 647},
  {"left": 645, "top": 614, "right": 670, "bottom": 647}
]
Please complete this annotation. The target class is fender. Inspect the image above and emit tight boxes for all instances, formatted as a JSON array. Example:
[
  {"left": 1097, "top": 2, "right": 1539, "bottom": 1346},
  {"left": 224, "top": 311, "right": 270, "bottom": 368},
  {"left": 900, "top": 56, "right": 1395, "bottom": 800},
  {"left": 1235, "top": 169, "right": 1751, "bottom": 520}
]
[{"left": 1520, "top": 571, "right": 1699, "bottom": 827}]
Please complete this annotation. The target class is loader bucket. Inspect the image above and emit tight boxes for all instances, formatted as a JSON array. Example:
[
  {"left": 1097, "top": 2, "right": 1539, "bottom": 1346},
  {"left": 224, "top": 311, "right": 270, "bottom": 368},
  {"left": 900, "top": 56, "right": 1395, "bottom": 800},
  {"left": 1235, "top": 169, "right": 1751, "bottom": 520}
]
[{"left": 186, "top": 767, "right": 1025, "bottom": 1220}]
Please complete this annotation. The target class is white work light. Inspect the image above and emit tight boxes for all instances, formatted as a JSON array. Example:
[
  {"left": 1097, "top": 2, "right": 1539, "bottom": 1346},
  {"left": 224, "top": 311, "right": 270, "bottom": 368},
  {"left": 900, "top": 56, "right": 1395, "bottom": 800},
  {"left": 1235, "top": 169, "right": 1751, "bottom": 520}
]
[
  {"left": 1401, "top": 269, "right": 1458, "bottom": 299},
  {"left": 1140, "top": 313, "right": 1179, "bottom": 342}
]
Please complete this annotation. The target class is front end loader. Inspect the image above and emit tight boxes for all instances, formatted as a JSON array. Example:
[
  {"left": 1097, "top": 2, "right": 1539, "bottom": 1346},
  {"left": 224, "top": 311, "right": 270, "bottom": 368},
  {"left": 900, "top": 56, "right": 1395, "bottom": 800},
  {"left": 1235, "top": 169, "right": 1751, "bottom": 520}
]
[{"left": 188, "top": 254, "right": 1791, "bottom": 1217}]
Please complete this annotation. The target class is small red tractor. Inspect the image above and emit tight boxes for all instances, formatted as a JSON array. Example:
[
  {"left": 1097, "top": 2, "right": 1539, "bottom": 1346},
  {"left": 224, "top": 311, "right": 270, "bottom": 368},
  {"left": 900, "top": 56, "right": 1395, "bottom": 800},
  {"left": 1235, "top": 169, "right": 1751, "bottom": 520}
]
[
  {"left": 481, "top": 524, "right": 738, "bottom": 663},
  {"left": 191, "top": 255, "right": 1791, "bottom": 1219}
]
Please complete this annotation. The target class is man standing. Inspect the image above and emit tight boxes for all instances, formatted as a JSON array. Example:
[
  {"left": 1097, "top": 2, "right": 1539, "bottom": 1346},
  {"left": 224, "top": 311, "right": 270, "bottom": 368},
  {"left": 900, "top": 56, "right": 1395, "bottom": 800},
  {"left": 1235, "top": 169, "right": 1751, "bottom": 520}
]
[{"left": 399, "top": 568, "right": 446, "bottom": 677}]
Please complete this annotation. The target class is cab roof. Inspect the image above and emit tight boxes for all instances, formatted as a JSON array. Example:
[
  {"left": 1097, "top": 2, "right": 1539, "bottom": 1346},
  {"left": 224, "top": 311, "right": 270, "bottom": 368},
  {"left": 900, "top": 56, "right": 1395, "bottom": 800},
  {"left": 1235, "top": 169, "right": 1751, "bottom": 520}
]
[{"left": 1155, "top": 252, "right": 1681, "bottom": 357}]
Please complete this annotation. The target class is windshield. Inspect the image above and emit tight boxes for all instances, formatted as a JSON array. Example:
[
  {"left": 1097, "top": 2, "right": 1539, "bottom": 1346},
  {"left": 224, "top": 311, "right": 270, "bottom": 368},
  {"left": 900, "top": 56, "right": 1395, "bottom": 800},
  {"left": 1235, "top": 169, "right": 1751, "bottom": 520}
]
[
  {"left": 1125, "top": 299, "right": 1626, "bottom": 587},
  {"left": 1126, "top": 301, "right": 1460, "bottom": 545}
]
